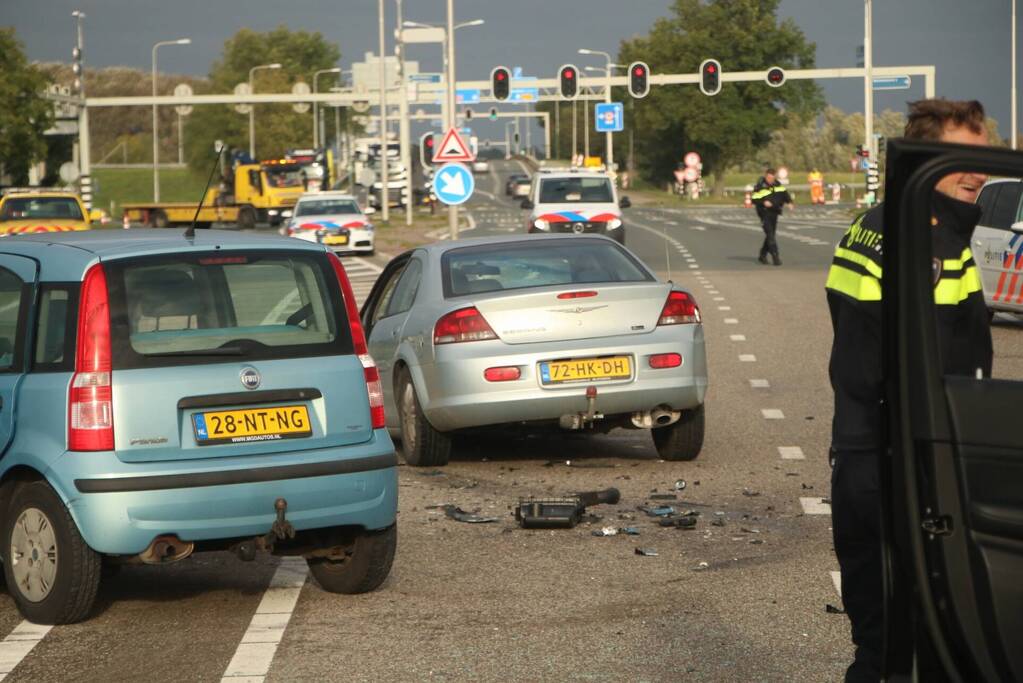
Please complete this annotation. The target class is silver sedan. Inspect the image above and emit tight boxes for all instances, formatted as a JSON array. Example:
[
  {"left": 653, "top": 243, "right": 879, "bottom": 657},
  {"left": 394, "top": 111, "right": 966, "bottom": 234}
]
[{"left": 360, "top": 235, "right": 707, "bottom": 466}]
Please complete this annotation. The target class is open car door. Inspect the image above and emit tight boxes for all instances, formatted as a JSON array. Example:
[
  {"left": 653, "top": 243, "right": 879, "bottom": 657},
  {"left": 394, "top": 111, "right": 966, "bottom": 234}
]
[{"left": 883, "top": 138, "right": 1023, "bottom": 681}]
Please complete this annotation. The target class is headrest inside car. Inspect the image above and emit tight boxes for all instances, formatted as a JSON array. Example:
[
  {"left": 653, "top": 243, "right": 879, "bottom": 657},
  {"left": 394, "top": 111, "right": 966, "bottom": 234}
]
[{"left": 130, "top": 269, "right": 200, "bottom": 319}]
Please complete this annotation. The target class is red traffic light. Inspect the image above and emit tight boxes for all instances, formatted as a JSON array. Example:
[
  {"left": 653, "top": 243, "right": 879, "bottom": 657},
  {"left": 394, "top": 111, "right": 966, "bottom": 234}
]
[
  {"left": 558, "top": 64, "right": 579, "bottom": 99},
  {"left": 706, "top": 64, "right": 716, "bottom": 74},
  {"left": 628, "top": 60, "right": 650, "bottom": 98},
  {"left": 562, "top": 67, "right": 575, "bottom": 79},
  {"left": 634, "top": 66, "right": 645, "bottom": 77},
  {"left": 699, "top": 59, "right": 722, "bottom": 96},
  {"left": 765, "top": 66, "right": 786, "bottom": 87},
  {"left": 495, "top": 71, "right": 506, "bottom": 81},
  {"left": 491, "top": 66, "right": 511, "bottom": 101}
]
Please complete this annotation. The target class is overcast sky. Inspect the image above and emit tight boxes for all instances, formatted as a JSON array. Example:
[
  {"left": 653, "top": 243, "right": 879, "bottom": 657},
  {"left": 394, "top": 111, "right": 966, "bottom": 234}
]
[{"left": 3, "top": 1, "right": 1019, "bottom": 142}]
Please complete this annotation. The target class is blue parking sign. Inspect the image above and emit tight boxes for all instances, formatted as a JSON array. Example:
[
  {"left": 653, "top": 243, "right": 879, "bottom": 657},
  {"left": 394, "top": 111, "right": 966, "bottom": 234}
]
[{"left": 595, "top": 103, "right": 624, "bottom": 132}]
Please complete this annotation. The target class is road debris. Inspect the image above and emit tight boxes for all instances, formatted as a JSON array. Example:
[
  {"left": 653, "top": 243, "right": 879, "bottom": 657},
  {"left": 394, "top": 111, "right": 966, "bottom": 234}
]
[
  {"left": 635, "top": 548, "right": 659, "bottom": 557},
  {"left": 742, "top": 488, "right": 761, "bottom": 497},
  {"left": 638, "top": 505, "right": 676, "bottom": 517},
  {"left": 826, "top": 604, "right": 846, "bottom": 614},
  {"left": 649, "top": 493, "right": 677, "bottom": 501},
  {"left": 515, "top": 488, "right": 621, "bottom": 529},
  {"left": 659, "top": 516, "right": 698, "bottom": 529},
  {"left": 592, "top": 526, "right": 619, "bottom": 537},
  {"left": 694, "top": 561, "right": 710, "bottom": 571},
  {"left": 674, "top": 479, "right": 687, "bottom": 491},
  {"left": 441, "top": 505, "right": 499, "bottom": 524}
]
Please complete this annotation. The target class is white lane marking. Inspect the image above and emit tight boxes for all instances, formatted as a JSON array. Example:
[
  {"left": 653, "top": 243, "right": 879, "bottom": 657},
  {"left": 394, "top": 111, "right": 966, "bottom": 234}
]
[
  {"left": 749, "top": 379, "right": 770, "bottom": 388},
  {"left": 684, "top": 257, "right": 696, "bottom": 263},
  {"left": 800, "top": 498, "right": 832, "bottom": 515},
  {"left": 688, "top": 264, "right": 699, "bottom": 269},
  {"left": 692, "top": 226, "right": 706, "bottom": 231},
  {"left": 0, "top": 622, "right": 53, "bottom": 680},
  {"left": 708, "top": 290, "right": 720, "bottom": 295},
  {"left": 739, "top": 354, "right": 757, "bottom": 362},
  {"left": 831, "top": 571, "right": 843, "bottom": 597},
  {"left": 778, "top": 446, "right": 805, "bottom": 460},
  {"left": 221, "top": 557, "right": 308, "bottom": 681},
  {"left": 723, "top": 318, "right": 739, "bottom": 324},
  {"left": 693, "top": 271, "right": 702, "bottom": 275},
  {"left": 718, "top": 306, "right": 732, "bottom": 311},
  {"left": 761, "top": 408, "right": 785, "bottom": 419},
  {"left": 730, "top": 334, "right": 746, "bottom": 341},
  {"left": 713, "top": 297, "right": 726, "bottom": 301}
]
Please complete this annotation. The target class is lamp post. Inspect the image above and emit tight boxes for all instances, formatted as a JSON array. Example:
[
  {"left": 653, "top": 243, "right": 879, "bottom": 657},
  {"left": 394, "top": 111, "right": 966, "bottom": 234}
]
[
  {"left": 72, "top": 10, "right": 92, "bottom": 209},
  {"left": 584, "top": 62, "right": 624, "bottom": 172},
  {"left": 579, "top": 48, "right": 616, "bottom": 172},
  {"left": 377, "top": 0, "right": 390, "bottom": 222},
  {"left": 864, "top": 0, "right": 874, "bottom": 162},
  {"left": 152, "top": 38, "right": 191, "bottom": 202},
  {"left": 249, "top": 63, "right": 282, "bottom": 159},
  {"left": 313, "top": 67, "right": 341, "bottom": 149}
]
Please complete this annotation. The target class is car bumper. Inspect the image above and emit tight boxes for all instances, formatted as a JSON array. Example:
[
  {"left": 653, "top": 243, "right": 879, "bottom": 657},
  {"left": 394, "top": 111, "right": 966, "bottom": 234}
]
[
  {"left": 415, "top": 329, "right": 707, "bottom": 431},
  {"left": 51, "top": 431, "right": 398, "bottom": 554}
]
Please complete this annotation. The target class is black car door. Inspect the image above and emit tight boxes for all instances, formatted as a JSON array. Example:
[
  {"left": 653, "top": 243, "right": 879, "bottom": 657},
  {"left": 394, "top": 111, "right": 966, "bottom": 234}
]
[{"left": 883, "top": 138, "right": 1023, "bottom": 681}]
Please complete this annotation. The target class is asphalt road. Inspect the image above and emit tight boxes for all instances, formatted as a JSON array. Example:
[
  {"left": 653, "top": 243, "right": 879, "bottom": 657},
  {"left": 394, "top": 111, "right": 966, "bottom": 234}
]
[{"left": 3, "top": 159, "right": 1020, "bottom": 682}]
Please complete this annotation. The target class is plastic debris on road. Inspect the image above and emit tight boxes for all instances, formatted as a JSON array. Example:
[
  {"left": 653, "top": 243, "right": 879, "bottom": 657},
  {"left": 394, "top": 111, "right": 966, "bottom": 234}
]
[
  {"left": 442, "top": 505, "right": 498, "bottom": 523},
  {"left": 592, "top": 526, "right": 619, "bottom": 537},
  {"left": 634, "top": 548, "right": 659, "bottom": 557},
  {"left": 659, "top": 516, "right": 698, "bottom": 529},
  {"left": 742, "top": 488, "right": 761, "bottom": 497},
  {"left": 674, "top": 479, "right": 687, "bottom": 491},
  {"left": 638, "top": 505, "right": 675, "bottom": 517}
]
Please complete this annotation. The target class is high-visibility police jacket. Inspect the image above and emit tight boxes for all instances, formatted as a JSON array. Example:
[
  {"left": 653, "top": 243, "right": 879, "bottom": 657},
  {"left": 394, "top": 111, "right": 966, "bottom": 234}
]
[
  {"left": 752, "top": 178, "right": 790, "bottom": 217},
  {"left": 825, "top": 192, "right": 993, "bottom": 452}
]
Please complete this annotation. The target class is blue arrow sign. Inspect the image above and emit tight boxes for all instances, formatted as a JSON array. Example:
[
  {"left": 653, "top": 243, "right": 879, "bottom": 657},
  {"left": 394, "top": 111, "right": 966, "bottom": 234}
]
[
  {"left": 595, "top": 102, "right": 624, "bottom": 133},
  {"left": 456, "top": 89, "right": 481, "bottom": 104},
  {"left": 434, "top": 162, "right": 475, "bottom": 206},
  {"left": 872, "top": 76, "right": 911, "bottom": 91}
]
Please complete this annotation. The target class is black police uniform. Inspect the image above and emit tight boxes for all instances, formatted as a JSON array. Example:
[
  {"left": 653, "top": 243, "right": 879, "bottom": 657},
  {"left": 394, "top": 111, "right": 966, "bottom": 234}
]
[
  {"left": 825, "top": 191, "right": 993, "bottom": 682},
  {"left": 751, "top": 177, "right": 791, "bottom": 264}
]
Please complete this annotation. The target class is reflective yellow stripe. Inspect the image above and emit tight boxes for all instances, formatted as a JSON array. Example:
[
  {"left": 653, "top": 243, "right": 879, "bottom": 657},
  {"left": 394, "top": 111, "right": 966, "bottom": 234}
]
[
  {"left": 834, "top": 247, "right": 882, "bottom": 279},
  {"left": 751, "top": 188, "right": 772, "bottom": 199},
  {"left": 933, "top": 265, "right": 982, "bottom": 305},
  {"left": 942, "top": 247, "right": 974, "bottom": 271},
  {"left": 826, "top": 263, "right": 882, "bottom": 302}
]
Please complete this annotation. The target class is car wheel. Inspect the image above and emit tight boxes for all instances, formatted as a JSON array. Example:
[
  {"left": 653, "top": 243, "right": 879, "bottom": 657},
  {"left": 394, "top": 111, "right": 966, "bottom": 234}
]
[
  {"left": 306, "top": 525, "right": 396, "bottom": 594},
  {"left": 2, "top": 481, "right": 101, "bottom": 624},
  {"left": 236, "top": 207, "right": 256, "bottom": 230},
  {"left": 397, "top": 370, "right": 451, "bottom": 467},
  {"left": 149, "top": 209, "right": 169, "bottom": 228},
  {"left": 652, "top": 405, "right": 705, "bottom": 461}
]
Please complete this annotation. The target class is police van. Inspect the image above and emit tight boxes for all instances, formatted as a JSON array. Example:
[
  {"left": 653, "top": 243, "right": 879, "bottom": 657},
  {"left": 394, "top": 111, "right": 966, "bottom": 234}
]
[{"left": 973, "top": 177, "right": 1023, "bottom": 314}]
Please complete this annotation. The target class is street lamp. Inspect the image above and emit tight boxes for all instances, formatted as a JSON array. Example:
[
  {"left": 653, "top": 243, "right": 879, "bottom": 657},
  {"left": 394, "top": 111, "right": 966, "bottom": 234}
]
[
  {"left": 71, "top": 10, "right": 93, "bottom": 209},
  {"left": 313, "top": 67, "right": 342, "bottom": 149},
  {"left": 249, "top": 62, "right": 282, "bottom": 159},
  {"left": 578, "top": 48, "right": 616, "bottom": 172},
  {"left": 152, "top": 38, "right": 191, "bottom": 202}
]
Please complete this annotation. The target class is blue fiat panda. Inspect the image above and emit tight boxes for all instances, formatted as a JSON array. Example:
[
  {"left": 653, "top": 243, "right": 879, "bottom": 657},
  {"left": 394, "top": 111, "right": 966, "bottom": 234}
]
[{"left": 0, "top": 229, "right": 397, "bottom": 623}]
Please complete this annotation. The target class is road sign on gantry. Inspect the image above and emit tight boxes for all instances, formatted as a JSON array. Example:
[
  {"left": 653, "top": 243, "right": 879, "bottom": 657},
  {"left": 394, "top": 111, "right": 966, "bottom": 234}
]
[
  {"left": 433, "top": 127, "right": 475, "bottom": 163},
  {"left": 434, "top": 163, "right": 475, "bottom": 205},
  {"left": 595, "top": 103, "right": 624, "bottom": 132}
]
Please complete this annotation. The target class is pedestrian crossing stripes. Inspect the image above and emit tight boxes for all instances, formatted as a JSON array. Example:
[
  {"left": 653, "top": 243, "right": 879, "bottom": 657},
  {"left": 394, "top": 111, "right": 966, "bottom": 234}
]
[{"left": 338, "top": 256, "right": 384, "bottom": 307}]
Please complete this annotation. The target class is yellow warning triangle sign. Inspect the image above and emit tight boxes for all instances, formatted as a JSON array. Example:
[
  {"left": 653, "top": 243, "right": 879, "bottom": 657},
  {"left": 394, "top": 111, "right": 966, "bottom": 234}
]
[{"left": 432, "top": 127, "right": 475, "bottom": 163}]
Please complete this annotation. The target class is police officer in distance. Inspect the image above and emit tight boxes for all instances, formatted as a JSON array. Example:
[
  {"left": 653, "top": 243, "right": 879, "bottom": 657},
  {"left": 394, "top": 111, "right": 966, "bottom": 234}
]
[
  {"left": 825, "top": 99, "right": 993, "bottom": 682},
  {"left": 751, "top": 168, "right": 792, "bottom": 266}
]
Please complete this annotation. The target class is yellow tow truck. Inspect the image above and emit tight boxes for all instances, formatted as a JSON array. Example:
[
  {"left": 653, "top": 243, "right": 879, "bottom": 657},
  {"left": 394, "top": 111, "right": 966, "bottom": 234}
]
[
  {"left": 122, "top": 159, "right": 306, "bottom": 229},
  {"left": 0, "top": 189, "right": 95, "bottom": 235}
]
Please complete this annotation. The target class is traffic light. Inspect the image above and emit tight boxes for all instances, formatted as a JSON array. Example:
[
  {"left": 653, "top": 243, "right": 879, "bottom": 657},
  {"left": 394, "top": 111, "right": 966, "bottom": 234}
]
[
  {"left": 865, "top": 161, "right": 880, "bottom": 192},
  {"left": 699, "top": 59, "right": 721, "bottom": 96},
  {"left": 765, "top": 66, "right": 785, "bottom": 88},
  {"left": 465, "top": 108, "right": 473, "bottom": 121},
  {"left": 491, "top": 66, "right": 511, "bottom": 101},
  {"left": 420, "top": 132, "right": 436, "bottom": 167},
  {"left": 628, "top": 61, "right": 650, "bottom": 98},
  {"left": 71, "top": 46, "right": 83, "bottom": 94},
  {"left": 558, "top": 64, "right": 579, "bottom": 100},
  {"left": 489, "top": 107, "right": 498, "bottom": 121}
]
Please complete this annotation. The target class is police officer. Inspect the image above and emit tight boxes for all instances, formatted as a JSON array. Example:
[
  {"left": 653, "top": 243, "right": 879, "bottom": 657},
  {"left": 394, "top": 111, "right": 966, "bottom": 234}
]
[
  {"left": 751, "top": 168, "right": 792, "bottom": 265},
  {"left": 826, "top": 99, "right": 993, "bottom": 682}
]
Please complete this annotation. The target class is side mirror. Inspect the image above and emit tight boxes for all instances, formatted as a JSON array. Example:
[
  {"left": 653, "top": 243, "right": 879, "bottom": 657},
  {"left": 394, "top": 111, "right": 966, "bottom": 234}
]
[
  {"left": 1012, "top": 220, "right": 1023, "bottom": 233},
  {"left": 520, "top": 199, "right": 534, "bottom": 210},
  {"left": 618, "top": 196, "right": 632, "bottom": 209}
]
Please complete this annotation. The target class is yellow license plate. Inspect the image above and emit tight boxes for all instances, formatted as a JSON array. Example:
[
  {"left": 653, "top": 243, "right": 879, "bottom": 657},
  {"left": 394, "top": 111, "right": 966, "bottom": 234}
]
[
  {"left": 324, "top": 234, "right": 349, "bottom": 245},
  {"left": 540, "top": 356, "right": 632, "bottom": 384},
  {"left": 192, "top": 405, "right": 311, "bottom": 445}
]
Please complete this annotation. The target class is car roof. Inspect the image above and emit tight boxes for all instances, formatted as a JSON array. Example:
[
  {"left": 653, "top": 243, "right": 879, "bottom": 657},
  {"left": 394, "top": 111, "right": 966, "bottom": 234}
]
[{"left": 298, "top": 192, "right": 358, "bottom": 201}]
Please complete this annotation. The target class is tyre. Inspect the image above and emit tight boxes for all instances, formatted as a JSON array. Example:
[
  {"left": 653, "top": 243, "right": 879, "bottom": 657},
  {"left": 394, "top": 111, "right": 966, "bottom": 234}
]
[
  {"left": 236, "top": 207, "right": 256, "bottom": 230},
  {"left": 306, "top": 525, "right": 396, "bottom": 594},
  {"left": 2, "top": 481, "right": 101, "bottom": 624},
  {"left": 652, "top": 404, "right": 705, "bottom": 461},
  {"left": 195, "top": 222, "right": 212, "bottom": 230},
  {"left": 149, "top": 209, "right": 169, "bottom": 228},
  {"left": 397, "top": 370, "right": 451, "bottom": 466}
]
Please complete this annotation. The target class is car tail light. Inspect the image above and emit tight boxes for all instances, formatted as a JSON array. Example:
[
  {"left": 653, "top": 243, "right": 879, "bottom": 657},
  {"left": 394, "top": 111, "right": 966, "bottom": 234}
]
[
  {"left": 434, "top": 307, "right": 497, "bottom": 344},
  {"left": 657, "top": 291, "right": 701, "bottom": 325},
  {"left": 330, "top": 254, "right": 385, "bottom": 428},
  {"left": 69, "top": 264, "right": 114, "bottom": 451},
  {"left": 557, "top": 290, "right": 598, "bottom": 300},
  {"left": 649, "top": 353, "right": 683, "bottom": 369},
  {"left": 484, "top": 366, "right": 520, "bottom": 382}
]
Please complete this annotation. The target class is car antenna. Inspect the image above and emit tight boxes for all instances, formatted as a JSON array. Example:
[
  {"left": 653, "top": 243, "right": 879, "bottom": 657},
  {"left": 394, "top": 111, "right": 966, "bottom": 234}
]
[{"left": 185, "top": 142, "right": 226, "bottom": 239}]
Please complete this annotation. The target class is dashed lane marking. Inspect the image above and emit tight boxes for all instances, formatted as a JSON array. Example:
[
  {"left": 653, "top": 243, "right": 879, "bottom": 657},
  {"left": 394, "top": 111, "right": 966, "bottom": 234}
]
[
  {"left": 750, "top": 379, "right": 770, "bottom": 388},
  {"left": 713, "top": 297, "right": 725, "bottom": 301},
  {"left": 221, "top": 557, "right": 308, "bottom": 682},
  {"left": 831, "top": 571, "right": 842, "bottom": 597},
  {"left": 724, "top": 318, "right": 739, "bottom": 324},
  {"left": 761, "top": 408, "right": 785, "bottom": 419},
  {"left": 800, "top": 498, "right": 832, "bottom": 515},
  {"left": 688, "top": 264, "right": 699, "bottom": 269},
  {"left": 0, "top": 622, "right": 53, "bottom": 681},
  {"left": 729, "top": 334, "right": 746, "bottom": 341},
  {"left": 739, "top": 354, "right": 756, "bottom": 362},
  {"left": 718, "top": 306, "right": 732, "bottom": 311},
  {"left": 778, "top": 446, "right": 806, "bottom": 460}
]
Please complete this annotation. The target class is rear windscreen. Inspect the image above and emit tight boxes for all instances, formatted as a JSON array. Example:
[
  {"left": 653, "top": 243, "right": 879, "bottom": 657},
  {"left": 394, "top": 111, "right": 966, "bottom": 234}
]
[
  {"left": 442, "top": 238, "right": 653, "bottom": 297},
  {"left": 106, "top": 251, "right": 352, "bottom": 369},
  {"left": 539, "top": 177, "right": 613, "bottom": 204}
]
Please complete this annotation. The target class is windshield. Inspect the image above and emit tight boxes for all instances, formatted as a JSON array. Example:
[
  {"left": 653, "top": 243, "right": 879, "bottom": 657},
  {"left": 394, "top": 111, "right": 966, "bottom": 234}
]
[
  {"left": 264, "top": 165, "right": 304, "bottom": 188},
  {"left": 295, "top": 199, "right": 361, "bottom": 217},
  {"left": 442, "top": 238, "right": 652, "bottom": 297},
  {"left": 107, "top": 251, "right": 352, "bottom": 368},
  {"left": 0, "top": 196, "right": 83, "bottom": 221},
  {"left": 539, "top": 177, "right": 614, "bottom": 204}
]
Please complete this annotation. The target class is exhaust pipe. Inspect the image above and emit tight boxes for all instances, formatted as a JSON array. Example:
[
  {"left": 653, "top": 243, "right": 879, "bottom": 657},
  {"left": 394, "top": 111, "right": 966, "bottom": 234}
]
[
  {"left": 138, "top": 535, "right": 194, "bottom": 565},
  {"left": 631, "top": 406, "right": 682, "bottom": 429}
]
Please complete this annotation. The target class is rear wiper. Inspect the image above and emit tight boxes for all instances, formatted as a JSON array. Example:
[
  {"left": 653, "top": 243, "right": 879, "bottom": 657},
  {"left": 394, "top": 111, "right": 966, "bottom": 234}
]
[{"left": 142, "top": 346, "right": 246, "bottom": 357}]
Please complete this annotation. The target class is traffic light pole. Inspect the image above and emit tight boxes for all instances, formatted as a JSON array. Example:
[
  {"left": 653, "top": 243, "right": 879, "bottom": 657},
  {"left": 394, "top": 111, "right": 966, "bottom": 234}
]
[{"left": 446, "top": 0, "right": 458, "bottom": 240}]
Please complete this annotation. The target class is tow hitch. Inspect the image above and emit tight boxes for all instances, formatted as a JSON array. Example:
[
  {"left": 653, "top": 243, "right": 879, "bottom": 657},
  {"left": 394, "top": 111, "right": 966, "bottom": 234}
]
[
  {"left": 559, "top": 386, "right": 605, "bottom": 430},
  {"left": 268, "top": 497, "right": 296, "bottom": 542}
]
